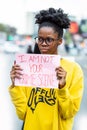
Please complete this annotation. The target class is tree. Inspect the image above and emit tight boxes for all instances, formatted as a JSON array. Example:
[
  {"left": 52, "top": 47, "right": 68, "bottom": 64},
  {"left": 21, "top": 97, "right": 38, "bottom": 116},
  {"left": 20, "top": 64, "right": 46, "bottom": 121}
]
[
  {"left": 0, "top": 24, "right": 6, "bottom": 32},
  {"left": 0, "top": 23, "right": 17, "bottom": 35}
]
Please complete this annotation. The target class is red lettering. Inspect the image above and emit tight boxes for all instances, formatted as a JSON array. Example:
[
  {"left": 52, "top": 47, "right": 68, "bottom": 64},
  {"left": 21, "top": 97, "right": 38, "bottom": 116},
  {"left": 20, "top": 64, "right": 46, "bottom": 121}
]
[
  {"left": 29, "top": 64, "right": 43, "bottom": 73},
  {"left": 30, "top": 74, "right": 36, "bottom": 86},
  {"left": 17, "top": 54, "right": 55, "bottom": 64},
  {"left": 38, "top": 74, "right": 55, "bottom": 87},
  {"left": 19, "top": 74, "right": 29, "bottom": 84},
  {"left": 18, "top": 55, "right": 27, "bottom": 62}
]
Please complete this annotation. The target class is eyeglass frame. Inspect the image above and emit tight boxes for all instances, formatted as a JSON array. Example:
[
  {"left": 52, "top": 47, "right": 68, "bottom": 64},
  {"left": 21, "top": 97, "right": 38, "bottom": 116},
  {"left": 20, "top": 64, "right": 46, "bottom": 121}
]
[{"left": 34, "top": 37, "right": 60, "bottom": 45}]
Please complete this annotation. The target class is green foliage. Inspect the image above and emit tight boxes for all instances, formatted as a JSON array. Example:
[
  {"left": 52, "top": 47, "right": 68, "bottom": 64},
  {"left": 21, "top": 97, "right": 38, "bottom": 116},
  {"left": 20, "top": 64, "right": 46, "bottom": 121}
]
[
  {"left": 0, "top": 23, "right": 17, "bottom": 35},
  {"left": 64, "top": 30, "right": 72, "bottom": 44},
  {"left": 0, "top": 24, "right": 6, "bottom": 32}
]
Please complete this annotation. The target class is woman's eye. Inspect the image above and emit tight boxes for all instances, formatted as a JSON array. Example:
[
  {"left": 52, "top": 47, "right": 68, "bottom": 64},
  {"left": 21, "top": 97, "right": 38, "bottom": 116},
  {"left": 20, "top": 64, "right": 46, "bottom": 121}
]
[
  {"left": 39, "top": 38, "right": 43, "bottom": 42},
  {"left": 47, "top": 38, "right": 53, "bottom": 42}
]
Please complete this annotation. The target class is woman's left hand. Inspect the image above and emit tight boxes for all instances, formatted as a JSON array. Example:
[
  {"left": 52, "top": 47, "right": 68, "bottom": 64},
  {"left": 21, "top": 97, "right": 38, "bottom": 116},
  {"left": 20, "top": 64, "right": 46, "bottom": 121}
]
[{"left": 55, "top": 66, "right": 67, "bottom": 89}]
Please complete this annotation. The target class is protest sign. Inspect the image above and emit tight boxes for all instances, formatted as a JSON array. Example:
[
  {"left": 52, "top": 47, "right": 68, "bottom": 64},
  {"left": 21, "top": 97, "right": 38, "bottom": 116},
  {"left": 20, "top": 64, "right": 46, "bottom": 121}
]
[{"left": 15, "top": 54, "right": 60, "bottom": 88}]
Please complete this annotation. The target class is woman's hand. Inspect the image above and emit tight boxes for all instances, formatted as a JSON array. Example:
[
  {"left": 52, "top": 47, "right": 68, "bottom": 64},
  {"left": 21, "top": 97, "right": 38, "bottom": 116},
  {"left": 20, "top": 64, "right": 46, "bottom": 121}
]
[
  {"left": 10, "top": 61, "right": 23, "bottom": 86},
  {"left": 55, "top": 66, "right": 67, "bottom": 89}
]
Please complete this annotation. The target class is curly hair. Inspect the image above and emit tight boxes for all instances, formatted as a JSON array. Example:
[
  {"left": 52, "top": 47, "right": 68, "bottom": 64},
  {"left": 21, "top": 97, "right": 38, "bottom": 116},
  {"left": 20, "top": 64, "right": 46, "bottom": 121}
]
[{"left": 35, "top": 8, "right": 70, "bottom": 38}]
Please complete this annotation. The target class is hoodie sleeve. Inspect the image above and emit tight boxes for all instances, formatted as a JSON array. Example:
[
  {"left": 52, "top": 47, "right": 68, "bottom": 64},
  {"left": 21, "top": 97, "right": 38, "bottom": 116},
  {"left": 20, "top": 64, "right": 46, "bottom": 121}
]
[
  {"left": 9, "top": 86, "right": 27, "bottom": 120},
  {"left": 57, "top": 63, "right": 84, "bottom": 119}
]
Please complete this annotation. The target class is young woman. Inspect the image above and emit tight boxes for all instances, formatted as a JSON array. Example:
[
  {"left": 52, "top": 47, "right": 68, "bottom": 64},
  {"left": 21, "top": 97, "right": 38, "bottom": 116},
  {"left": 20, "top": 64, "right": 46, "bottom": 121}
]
[{"left": 9, "top": 8, "right": 84, "bottom": 130}]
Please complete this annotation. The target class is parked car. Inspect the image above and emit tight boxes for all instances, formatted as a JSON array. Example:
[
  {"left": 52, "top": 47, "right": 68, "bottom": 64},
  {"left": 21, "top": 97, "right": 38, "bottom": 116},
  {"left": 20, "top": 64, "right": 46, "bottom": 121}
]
[{"left": 3, "top": 41, "right": 21, "bottom": 53}]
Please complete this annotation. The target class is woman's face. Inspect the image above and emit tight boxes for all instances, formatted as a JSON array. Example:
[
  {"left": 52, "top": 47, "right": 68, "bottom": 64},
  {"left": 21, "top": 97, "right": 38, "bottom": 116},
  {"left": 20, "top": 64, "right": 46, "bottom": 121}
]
[{"left": 37, "top": 26, "right": 62, "bottom": 54}]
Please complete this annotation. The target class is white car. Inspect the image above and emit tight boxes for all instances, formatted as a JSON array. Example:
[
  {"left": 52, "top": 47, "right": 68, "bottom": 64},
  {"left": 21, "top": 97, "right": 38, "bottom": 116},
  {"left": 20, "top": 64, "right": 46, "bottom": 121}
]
[{"left": 3, "top": 41, "right": 20, "bottom": 53}]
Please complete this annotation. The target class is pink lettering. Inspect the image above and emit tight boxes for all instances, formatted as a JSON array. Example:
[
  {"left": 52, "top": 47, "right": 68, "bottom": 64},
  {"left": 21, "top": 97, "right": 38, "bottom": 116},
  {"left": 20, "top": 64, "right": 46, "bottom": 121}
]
[
  {"left": 19, "top": 74, "right": 29, "bottom": 84},
  {"left": 29, "top": 64, "right": 43, "bottom": 73},
  {"left": 38, "top": 74, "right": 55, "bottom": 86},
  {"left": 18, "top": 55, "right": 27, "bottom": 62}
]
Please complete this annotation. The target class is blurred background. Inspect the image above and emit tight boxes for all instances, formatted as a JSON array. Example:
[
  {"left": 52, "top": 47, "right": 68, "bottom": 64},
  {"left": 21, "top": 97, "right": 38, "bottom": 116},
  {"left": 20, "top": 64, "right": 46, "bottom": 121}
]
[{"left": 0, "top": 0, "right": 87, "bottom": 130}]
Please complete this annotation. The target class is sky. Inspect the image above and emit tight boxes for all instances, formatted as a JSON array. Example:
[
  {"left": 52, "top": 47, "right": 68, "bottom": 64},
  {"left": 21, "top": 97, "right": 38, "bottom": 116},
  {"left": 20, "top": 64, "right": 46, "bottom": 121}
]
[{"left": 0, "top": 0, "right": 87, "bottom": 34}]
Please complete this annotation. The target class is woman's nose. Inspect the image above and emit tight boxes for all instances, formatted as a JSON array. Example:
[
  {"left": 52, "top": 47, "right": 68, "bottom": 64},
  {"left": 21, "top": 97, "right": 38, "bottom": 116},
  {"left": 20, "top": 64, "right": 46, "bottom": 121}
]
[{"left": 42, "top": 39, "right": 47, "bottom": 45}]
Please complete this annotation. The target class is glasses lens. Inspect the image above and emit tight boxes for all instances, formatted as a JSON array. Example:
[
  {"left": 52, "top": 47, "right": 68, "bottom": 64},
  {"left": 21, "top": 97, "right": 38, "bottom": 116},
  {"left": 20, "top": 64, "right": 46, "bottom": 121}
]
[
  {"left": 46, "top": 38, "right": 54, "bottom": 44},
  {"left": 38, "top": 37, "right": 44, "bottom": 43},
  {"left": 35, "top": 37, "right": 57, "bottom": 45},
  {"left": 35, "top": 37, "right": 44, "bottom": 44}
]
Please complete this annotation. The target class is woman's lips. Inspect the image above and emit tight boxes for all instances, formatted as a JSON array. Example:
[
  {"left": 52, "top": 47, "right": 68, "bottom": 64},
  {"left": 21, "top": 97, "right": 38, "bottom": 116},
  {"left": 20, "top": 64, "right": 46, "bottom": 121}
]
[{"left": 40, "top": 49, "right": 48, "bottom": 52}]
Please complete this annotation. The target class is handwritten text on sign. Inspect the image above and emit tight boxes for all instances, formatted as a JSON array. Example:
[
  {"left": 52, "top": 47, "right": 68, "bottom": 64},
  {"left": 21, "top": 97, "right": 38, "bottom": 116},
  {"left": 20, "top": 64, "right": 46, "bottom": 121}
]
[{"left": 15, "top": 54, "right": 60, "bottom": 88}]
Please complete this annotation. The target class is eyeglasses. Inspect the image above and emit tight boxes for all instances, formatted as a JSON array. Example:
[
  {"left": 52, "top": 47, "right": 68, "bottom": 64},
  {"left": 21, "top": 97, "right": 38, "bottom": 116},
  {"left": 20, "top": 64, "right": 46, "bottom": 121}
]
[{"left": 35, "top": 37, "right": 59, "bottom": 45}]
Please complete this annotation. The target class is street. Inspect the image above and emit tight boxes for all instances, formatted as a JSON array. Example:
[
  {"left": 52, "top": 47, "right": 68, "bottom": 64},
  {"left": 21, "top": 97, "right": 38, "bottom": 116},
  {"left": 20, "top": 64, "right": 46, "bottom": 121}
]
[
  {"left": 0, "top": 53, "right": 23, "bottom": 130},
  {"left": 0, "top": 52, "right": 87, "bottom": 130},
  {"left": 73, "top": 55, "right": 87, "bottom": 130}
]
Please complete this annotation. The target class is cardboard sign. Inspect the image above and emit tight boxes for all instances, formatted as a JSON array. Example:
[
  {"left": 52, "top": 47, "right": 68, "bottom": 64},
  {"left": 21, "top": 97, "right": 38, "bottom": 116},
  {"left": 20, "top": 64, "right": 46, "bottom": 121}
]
[{"left": 15, "top": 54, "right": 60, "bottom": 88}]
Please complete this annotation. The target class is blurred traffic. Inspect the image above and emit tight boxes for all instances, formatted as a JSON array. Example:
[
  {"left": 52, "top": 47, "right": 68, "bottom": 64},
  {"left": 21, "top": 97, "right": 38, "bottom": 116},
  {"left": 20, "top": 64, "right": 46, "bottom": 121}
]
[
  {"left": 0, "top": 9, "right": 87, "bottom": 130},
  {"left": 0, "top": 16, "right": 87, "bottom": 55}
]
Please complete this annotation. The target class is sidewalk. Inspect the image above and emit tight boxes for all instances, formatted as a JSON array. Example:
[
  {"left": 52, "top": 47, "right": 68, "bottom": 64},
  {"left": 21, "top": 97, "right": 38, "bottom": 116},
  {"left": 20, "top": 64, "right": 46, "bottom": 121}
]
[{"left": 75, "top": 55, "right": 87, "bottom": 70}]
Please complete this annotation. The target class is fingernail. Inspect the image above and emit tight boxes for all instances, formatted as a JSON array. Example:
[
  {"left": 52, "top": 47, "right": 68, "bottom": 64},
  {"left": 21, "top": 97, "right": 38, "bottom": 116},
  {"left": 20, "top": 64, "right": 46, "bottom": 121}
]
[{"left": 14, "top": 60, "right": 16, "bottom": 65}]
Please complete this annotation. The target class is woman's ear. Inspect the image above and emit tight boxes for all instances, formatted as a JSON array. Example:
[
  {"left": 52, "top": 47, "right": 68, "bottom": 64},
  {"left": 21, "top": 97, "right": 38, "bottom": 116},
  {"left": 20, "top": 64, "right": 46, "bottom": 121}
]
[{"left": 57, "top": 38, "right": 62, "bottom": 45}]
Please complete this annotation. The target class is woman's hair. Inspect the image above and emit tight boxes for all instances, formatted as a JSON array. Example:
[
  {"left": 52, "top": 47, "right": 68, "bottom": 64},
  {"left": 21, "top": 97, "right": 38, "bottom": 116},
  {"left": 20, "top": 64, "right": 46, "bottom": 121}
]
[
  {"left": 33, "top": 43, "right": 41, "bottom": 54},
  {"left": 35, "top": 8, "right": 70, "bottom": 38}
]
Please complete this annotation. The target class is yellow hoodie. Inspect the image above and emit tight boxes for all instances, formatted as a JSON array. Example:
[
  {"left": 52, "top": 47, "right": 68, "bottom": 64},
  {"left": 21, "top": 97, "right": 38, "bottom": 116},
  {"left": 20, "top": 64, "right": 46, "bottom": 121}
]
[{"left": 9, "top": 58, "right": 84, "bottom": 130}]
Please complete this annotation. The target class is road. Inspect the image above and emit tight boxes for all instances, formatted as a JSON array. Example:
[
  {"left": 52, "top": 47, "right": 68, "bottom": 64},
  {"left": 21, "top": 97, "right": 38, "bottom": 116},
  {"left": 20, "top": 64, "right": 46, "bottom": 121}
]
[
  {"left": 0, "top": 52, "right": 87, "bottom": 130},
  {"left": 73, "top": 55, "right": 87, "bottom": 130}
]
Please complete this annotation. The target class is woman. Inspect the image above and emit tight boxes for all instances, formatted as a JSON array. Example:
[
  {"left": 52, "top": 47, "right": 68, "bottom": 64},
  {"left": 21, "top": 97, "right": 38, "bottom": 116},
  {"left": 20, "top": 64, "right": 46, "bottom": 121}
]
[
  {"left": 9, "top": 8, "right": 84, "bottom": 130},
  {"left": 33, "top": 43, "right": 41, "bottom": 54}
]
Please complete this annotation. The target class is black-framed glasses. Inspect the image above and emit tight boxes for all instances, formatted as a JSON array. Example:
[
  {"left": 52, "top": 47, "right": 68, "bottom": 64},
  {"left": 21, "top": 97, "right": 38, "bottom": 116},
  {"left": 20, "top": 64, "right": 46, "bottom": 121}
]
[{"left": 35, "top": 37, "right": 59, "bottom": 45}]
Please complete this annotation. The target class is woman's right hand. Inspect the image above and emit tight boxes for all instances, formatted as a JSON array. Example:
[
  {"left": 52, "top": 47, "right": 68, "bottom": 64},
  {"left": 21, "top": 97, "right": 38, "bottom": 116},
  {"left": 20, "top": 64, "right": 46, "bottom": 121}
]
[{"left": 10, "top": 62, "right": 23, "bottom": 86}]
